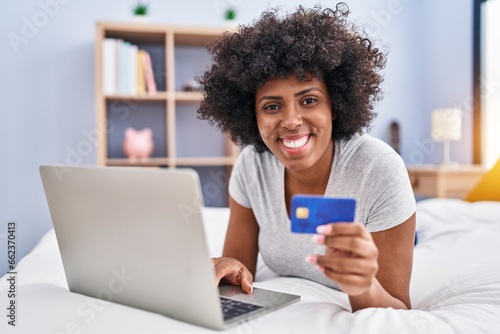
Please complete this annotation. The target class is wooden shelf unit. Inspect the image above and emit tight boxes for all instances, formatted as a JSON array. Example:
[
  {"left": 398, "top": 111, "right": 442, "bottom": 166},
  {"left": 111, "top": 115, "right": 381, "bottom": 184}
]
[{"left": 94, "top": 22, "right": 239, "bottom": 169}]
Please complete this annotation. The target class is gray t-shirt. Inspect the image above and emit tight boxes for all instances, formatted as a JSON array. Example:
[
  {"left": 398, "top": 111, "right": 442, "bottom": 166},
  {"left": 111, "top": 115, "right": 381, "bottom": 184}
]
[{"left": 229, "top": 134, "right": 416, "bottom": 289}]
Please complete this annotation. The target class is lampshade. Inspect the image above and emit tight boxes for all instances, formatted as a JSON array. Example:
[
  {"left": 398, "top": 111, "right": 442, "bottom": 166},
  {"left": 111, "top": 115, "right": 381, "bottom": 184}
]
[{"left": 432, "top": 108, "right": 462, "bottom": 142}]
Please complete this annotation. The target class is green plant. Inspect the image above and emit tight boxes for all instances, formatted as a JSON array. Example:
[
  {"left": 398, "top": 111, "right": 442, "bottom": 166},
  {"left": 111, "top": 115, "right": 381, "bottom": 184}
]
[
  {"left": 133, "top": 1, "right": 149, "bottom": 15},
  {"left": 224, "top": 8, "right": 236, "bottom": 20}
]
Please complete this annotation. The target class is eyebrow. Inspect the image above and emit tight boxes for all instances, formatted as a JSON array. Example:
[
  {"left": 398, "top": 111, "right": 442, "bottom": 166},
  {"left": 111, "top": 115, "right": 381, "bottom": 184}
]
[
  {"left": 257, "top": 87, "right": 323, "bottom": 103},
  {"left": 294, "top": 87, "right": 322, "bottom": 97}
]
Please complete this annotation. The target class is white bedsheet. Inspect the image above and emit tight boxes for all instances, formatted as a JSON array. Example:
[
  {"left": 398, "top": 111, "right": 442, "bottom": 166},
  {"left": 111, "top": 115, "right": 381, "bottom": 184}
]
[{"left": 1, "top": 199, "right": 500, "bottom": 333}]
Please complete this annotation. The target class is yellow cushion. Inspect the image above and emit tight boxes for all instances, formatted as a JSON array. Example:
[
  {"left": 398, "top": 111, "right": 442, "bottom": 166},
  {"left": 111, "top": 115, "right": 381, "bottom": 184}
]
[{"left": 464, "top": 158, "right": 500, "bottom": 202}]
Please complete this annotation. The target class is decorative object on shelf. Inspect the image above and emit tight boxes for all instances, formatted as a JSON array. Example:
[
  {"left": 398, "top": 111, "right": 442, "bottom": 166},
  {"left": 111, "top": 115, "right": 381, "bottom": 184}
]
[
  {"left": 182, "top": 79, "right": 203, "bottom": 92},
  {"left": 389, "top": 120, "right": 401, "bottom": 155},
  {"left": 123, "top": 127, "right": 154, "bottom": 163},
  {"left": 223, "top": 7, "right": 238, "bottom": 27},
  {"left": 431, "top": 108, "right": 462, "bottom": 165},
  {"left": 132, "top": 1, "right": 149, "bottom": 23}
]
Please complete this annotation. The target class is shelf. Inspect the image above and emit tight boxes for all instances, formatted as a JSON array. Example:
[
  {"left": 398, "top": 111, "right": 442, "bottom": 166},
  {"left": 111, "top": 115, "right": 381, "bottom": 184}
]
[
  {"left": 174, "top": 91, "right": 204, "bottom": 103},
  {"left": 98, "top": 22, "right": 230, "bottom": 46},
  {"left": 106, "top": 157, "right": 171, "bottom": 167},
  {"left": 103, "top": 92, "right": 204, "bottom": 103},
  {"left": 105, "top": 92, "right": 168, "bottom": 101},
  {"left": 99, "top": 22, "right": 167, "bottom": 44},
  {"left": 173, "top": 27, "right": 230, "bottom": 46},
  {"left": 175, "top": 156, "right": 236, "bottom": 166},
  {"left": 106, "top": 157, "right": 235, "bottom": 167}
]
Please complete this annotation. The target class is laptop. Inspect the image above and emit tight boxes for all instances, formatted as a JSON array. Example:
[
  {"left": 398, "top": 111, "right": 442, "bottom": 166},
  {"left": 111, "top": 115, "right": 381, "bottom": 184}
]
[{"left": 39, "top": 165, "right": 300, "bottom": 330}]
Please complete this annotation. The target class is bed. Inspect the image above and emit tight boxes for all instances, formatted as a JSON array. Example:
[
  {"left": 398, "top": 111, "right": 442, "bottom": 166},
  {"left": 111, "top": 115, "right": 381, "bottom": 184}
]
[{"left": 1, "top": 198, "right": 500, "bottom": 333}]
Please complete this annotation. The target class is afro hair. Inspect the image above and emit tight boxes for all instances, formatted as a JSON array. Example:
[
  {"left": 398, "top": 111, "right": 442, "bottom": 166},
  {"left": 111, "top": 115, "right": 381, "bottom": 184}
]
[{"left": 197, "top": 3, "right": 387, "bottom": 153}]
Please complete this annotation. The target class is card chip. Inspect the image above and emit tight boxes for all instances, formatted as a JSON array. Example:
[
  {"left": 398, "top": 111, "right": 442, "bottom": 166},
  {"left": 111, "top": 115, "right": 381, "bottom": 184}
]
[{"left": 295, "top": 207, "right": 309, "bottom": 219}]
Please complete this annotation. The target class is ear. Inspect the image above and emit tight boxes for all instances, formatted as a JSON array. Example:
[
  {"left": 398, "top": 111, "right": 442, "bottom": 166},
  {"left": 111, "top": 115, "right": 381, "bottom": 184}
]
[{"left": 331, "top": 110, "right": 337, "bottom": 121}]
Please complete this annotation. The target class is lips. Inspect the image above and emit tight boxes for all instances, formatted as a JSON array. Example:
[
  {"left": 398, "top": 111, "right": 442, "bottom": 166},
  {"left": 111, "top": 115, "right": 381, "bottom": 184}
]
[{"left": 281, "top": 135, "right": 309, "bottom": 149}]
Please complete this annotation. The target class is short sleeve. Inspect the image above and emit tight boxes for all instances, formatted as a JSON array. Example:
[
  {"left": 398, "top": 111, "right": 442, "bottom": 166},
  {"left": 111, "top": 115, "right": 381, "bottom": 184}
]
[
  {"left": 228, "top": 147, "right": 252, "bottom": 208},
  {"left": 362, "top": 152, "right": 416, "bottom": 232}
]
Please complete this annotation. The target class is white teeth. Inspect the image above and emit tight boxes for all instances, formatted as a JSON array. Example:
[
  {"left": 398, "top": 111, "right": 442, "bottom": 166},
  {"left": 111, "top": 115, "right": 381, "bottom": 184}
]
[{"left": 282, "top": 136, "right": 308, "bottom": 149}]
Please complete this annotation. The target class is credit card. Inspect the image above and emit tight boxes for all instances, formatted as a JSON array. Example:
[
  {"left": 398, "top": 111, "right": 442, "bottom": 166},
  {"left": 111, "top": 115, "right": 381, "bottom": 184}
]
[{"left": 290, "top": 195, "right": 356, "bottom": 233}]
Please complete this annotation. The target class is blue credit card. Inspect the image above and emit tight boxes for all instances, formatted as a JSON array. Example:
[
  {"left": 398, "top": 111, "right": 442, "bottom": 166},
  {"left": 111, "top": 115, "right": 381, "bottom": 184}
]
[{"left": 290, "top": 195, "right": 356, "bottom": 233}]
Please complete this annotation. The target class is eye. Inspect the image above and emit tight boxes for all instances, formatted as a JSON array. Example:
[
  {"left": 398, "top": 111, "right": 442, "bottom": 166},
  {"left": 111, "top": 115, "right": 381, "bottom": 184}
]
[
  {"left": 263, "top": 104, "right": 281, "bottom": 113},
  {"left": 302, "top": 97, "right": 317, "bottom": 105}
]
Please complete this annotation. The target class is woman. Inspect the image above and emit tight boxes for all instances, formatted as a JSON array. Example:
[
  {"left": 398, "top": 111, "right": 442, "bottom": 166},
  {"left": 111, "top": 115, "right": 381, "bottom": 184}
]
[{"left": 197, "top": 4, "right": 416, "bottom": 311}]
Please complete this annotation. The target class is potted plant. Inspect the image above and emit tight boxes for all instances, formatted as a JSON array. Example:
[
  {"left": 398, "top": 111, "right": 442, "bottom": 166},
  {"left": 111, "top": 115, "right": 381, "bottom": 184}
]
[
  {"left": 224, "top": 8, "right": 237, "bottom": 21},
  {"left": 132, "top": 1, "right": 149, "bottom": 23},
  {"left": 223, "top": 7, "right": 237, "bottom": 28}
]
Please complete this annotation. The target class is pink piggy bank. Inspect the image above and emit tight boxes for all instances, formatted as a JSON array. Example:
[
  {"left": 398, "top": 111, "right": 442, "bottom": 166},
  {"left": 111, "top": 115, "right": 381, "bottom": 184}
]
[{"left": 123, "top": 127, "right": 154, "bottom": 163}]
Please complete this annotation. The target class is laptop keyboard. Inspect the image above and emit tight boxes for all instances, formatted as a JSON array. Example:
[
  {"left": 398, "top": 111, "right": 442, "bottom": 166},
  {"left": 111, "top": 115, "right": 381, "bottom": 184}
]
[{"left": 220, "top": 296, "right": 264, "bottom": 322}]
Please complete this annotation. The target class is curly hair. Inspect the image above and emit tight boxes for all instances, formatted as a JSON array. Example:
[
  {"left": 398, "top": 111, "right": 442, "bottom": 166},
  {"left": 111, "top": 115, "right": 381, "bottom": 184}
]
[{"left": 197, "top": 3, "right": 386, "bottom": 153}]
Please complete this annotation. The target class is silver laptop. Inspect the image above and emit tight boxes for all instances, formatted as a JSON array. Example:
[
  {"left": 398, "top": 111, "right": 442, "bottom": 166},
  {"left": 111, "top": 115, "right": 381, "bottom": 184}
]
[{"left": 39, "top": 165, "right": 300, "bottom": 330}]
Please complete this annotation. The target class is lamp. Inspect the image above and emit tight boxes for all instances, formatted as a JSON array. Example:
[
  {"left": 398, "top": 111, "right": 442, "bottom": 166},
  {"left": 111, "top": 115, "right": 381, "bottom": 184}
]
[{"left": 431, "top": 108, "right": 462, "bottom": 165}]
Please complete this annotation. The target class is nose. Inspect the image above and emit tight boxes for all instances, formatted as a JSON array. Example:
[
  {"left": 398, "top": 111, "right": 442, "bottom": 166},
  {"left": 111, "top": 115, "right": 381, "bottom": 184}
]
[{"left": 281, "top": 106, "right": 302, "bottom": 130}]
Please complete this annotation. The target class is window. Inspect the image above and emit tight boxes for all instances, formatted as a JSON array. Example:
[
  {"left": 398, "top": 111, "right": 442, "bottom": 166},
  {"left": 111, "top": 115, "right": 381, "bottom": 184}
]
[{"left": 482, "top": 0, "right": 500, "bottom": 167}]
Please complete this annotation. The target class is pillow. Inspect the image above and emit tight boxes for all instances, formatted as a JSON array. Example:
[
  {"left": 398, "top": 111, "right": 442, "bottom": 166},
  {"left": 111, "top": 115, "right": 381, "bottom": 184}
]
[{"left": 464, "top": 158, "right": 500, "bottom": 202}]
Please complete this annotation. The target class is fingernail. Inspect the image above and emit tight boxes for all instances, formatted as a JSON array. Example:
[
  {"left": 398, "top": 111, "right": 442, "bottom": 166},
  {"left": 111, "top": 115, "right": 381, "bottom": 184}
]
[
  {"left": 316, "top": 265, "right": 325, "bottom": 273},
  {"left": 316, "top": 225, "right": 327, "bottom": 234},
  {"left": 312, "top": 234, "right": 324, "bottom": 244},
  {"left": 249, "top": 285, "right": 253, "bottom": 293},
  {"left": 306, "top": 255, "right": 317, "bottom": 264}
]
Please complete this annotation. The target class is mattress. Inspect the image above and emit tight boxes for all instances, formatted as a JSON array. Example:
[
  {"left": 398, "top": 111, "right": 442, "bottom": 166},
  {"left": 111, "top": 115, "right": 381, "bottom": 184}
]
[{"left": 1, "top": 198, "right": 499, "bottom": 333}]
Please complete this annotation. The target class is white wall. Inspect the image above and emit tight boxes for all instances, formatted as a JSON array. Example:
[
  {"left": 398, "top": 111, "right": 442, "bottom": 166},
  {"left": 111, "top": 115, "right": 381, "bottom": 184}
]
[
  {"left": 419, "top": 0, "right": 474, "bottom": 165},
  {"left": 0, "top": 0, "right": 474, "bottom": 276}
]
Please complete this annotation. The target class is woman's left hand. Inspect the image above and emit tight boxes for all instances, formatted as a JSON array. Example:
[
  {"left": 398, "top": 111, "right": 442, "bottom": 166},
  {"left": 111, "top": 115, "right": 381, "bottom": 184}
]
[{"left": 307, "top": 223, "right": 379, "bottom": 296}]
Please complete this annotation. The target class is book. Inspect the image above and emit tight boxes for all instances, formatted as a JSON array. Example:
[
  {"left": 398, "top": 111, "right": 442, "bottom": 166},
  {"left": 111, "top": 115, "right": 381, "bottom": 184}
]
[
  {"left": 141, "top": 50, "right": 157, "bottom": 93},
  {"left": 136, "top": 50, "right": 147, "bottom": 94},
  {"left": 115, "top": 39, "right": 123, "bottom": 95},
  {"left": 102, "top": 38, "right": 117, "bottom": 95},
  {"left": 129, "top": 44, "right": 138, "bottom": 95},
  {"left": 102, "top": 38, "right": 155, "bottom": 96},
  {"left": 120, "top": 41, "right": 131, "bottom": 95}
]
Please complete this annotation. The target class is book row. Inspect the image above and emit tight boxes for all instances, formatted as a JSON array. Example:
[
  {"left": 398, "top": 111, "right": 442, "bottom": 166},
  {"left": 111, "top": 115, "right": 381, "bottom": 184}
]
[{"left": 101, "top": 38, "right": 157, "bottom": 96}]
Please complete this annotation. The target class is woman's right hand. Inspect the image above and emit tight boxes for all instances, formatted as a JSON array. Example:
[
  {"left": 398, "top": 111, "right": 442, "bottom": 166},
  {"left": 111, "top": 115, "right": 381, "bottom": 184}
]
[{"left": 212, "top": 257, "right": 254, "bottom": 293}]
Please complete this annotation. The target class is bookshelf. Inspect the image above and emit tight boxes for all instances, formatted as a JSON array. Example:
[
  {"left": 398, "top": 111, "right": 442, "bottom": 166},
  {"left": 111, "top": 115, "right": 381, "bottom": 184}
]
[{"left": 95, "top": 22, "right": 239, "bottom": 206}]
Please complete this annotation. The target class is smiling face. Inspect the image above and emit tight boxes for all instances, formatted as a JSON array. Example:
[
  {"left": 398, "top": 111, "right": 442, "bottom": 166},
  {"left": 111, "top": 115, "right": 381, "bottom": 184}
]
[{"left": 255, "top": 75, "right": 335, "bottom": 174}]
